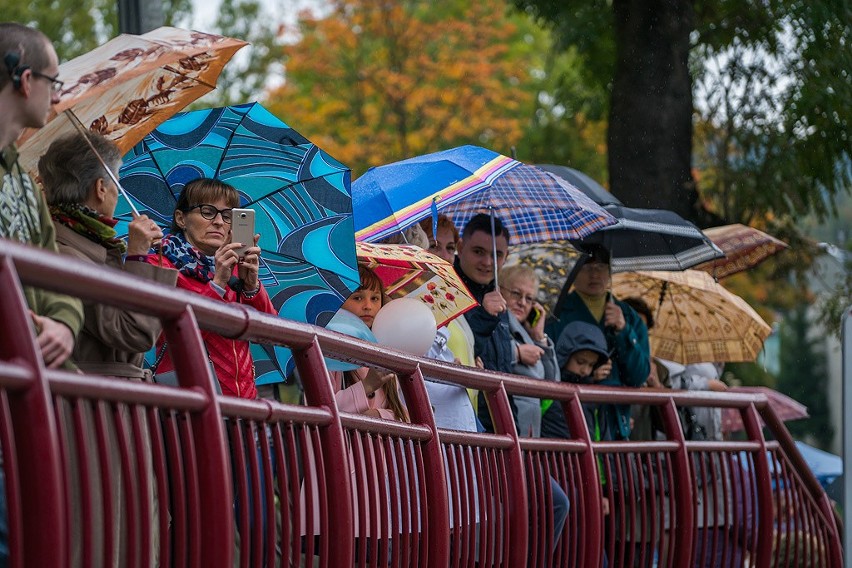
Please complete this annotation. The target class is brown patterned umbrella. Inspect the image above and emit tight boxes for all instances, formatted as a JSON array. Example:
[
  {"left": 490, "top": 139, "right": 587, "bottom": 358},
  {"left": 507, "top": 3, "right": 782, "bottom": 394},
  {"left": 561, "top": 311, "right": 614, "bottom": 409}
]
[
  {"left": 694, "top": 223, "right": 788, "bottom": 279},
  {"left": 612, "top": 269, "right": 772, "bottom": 364},
  {"left": 17, "top": 27, "right": 246, "bottom": 176}
]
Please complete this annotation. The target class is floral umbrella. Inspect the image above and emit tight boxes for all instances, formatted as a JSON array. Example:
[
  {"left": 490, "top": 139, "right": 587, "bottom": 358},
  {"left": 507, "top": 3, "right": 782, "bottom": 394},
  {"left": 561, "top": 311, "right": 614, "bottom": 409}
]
[
  {"left": 611, "top": 269, "right": 772, "bottom": 365},
  {"left": 118, "top": 102, "right": 358, "bottom": 384},
  {"left": 356, "top": 242, "right": 476, "bottom": 328},
  {"left": 693, "top": 224, "right": 788, "bottom": 279},
  {"left": 17, "top": 27, "right": 246, "bottom": 177}
]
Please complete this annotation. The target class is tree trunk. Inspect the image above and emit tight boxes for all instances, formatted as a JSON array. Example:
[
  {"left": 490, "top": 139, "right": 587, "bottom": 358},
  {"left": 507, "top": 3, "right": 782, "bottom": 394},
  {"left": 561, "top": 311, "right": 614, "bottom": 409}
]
[{"left": 608, "top": 0, "right": 701, "bottom": 222}]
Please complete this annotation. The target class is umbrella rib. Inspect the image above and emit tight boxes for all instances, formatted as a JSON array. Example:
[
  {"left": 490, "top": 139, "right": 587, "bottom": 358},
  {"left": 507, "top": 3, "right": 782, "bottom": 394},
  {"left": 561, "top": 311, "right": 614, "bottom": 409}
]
[{"left": 211, "top": 107, "right": 248, "bottom": 179}]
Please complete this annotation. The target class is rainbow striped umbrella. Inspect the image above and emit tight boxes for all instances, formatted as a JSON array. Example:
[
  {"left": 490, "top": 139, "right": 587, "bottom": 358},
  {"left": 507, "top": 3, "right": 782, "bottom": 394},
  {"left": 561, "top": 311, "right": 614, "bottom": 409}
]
[{"left": 353, "top": 145, "right": 616, "bottom": 244}]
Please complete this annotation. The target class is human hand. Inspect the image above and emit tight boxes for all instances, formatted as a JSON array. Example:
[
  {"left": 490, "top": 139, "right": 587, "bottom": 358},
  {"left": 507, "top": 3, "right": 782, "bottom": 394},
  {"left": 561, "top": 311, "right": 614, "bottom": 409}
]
[
  {"left": 593, "top": 360, "right": 612, "bottom": 382},
  {"left": 361, "top": 368, "right": 395, "bottom": 396},
  {"left": 212, "top": 242, "right": 243, "bottom": 288},
  {"left": 708, "top": 379, "right": 728, "bottom": 392},
  {"left": 126, "top": 214, "right": 163, "bottom": 256},
  {"left": 517, "top": 343, "right": 544, "bottom": 366},
  {"left": 475, "top": 357, "right": 484, "bottom": 369},
  {"left": 604, "top": 300, "right": 626, "bottom": 332},
  {"left": 237, "top": 234, "right": 262, "bottom": 291},
  {"left": 363, "top": 408, "right": 383, "bottom": 418},
  {"left": 482, "top": 289, "right": 507, "bottom": 317},
  {"left": 31, "top": 313, "right": 74, "bottom": 368}
]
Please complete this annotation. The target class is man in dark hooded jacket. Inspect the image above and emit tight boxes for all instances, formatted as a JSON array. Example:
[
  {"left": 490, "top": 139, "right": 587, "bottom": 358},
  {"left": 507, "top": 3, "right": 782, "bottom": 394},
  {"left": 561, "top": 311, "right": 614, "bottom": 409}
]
[{"left": 453, "top": 213, "right": 517, "bottom": 431}]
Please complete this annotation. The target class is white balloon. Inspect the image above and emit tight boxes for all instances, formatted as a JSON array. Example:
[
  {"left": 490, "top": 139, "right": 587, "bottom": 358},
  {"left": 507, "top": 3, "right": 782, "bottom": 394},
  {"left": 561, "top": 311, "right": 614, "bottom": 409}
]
[{"left": 372, "top": 298, "right": 437, "bottom": 356}]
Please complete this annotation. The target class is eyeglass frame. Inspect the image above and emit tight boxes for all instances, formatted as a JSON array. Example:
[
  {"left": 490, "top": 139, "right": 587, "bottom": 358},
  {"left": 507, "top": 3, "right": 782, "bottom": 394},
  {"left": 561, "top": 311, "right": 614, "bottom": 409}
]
[
  {"left": 500, "top": 286, "right": 537, "bottom": 306},
  {"left": 185, "top": 203, "right": 234, "bottom": 224},
  {"left": 30, "top": 70, "right": 64, "bottom": 93}
]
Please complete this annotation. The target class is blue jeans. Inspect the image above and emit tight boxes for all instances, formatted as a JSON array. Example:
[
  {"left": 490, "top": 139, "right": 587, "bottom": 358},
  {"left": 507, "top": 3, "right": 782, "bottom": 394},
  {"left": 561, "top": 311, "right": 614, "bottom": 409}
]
[{"left": 550, "top": 476, "right": 569, "bottom": 550}]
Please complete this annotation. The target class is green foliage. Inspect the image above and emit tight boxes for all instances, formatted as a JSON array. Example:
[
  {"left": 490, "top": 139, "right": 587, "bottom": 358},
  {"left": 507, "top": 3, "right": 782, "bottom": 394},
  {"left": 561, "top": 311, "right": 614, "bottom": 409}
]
[
  {"left": 776, "top": 305, "right": 833, "bottom": 448},
  {"left": 0, "top": 0, "right": 192, "bottom": 62},
  {"left": 201, "top": 0, "right": 282, "bottom": 107},
  {"left": 515, "top": 0, "right": 851, "bottom": 223}
]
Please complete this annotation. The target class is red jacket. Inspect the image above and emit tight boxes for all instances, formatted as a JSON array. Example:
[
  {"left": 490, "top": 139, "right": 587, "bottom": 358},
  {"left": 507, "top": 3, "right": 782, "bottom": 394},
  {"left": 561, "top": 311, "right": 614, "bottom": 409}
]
[{"left": 146, "top": 255, "right": 276, "bottom": 399}]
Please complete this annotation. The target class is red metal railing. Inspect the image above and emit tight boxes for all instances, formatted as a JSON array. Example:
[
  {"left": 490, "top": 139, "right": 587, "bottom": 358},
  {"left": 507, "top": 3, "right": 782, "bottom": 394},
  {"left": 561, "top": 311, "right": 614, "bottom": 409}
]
[{"left": 0, "top": 240, "right": 843, "bottom": 567}]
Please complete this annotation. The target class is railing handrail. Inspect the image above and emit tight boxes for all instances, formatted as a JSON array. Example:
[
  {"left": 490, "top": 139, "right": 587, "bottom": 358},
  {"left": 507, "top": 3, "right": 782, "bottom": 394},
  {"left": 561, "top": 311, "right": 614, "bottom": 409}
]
[{"left": 0, "top": 237, "right": 843, "bottom": 567}]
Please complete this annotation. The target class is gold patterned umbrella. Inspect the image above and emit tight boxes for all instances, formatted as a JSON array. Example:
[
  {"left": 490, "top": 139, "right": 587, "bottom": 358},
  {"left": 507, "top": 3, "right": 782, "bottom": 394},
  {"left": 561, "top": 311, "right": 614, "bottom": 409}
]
[
  {"left": 16, "top": 27, "right": 246, "bottom": 176},
  {"left": 507, "top": 241, "right": 581, "bottom": 312},
  {"left": 356, "top": 242, "right": 477, "bottom": 327},
  {"left": 694, "top": 223, "right": 788, "bottom": 279},
  {"left": 612, "top": 269, "right": 771, "bottom": 364}
]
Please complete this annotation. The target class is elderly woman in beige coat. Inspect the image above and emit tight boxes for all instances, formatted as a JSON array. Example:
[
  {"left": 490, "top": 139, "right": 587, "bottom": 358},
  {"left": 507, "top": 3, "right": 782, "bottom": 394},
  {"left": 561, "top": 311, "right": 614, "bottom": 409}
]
[
  {"left": 38, "top": 131, "right": 176, "bottom": 379},
  {"left": 38, "top": 131, "right": 175, "bottom": 568}
]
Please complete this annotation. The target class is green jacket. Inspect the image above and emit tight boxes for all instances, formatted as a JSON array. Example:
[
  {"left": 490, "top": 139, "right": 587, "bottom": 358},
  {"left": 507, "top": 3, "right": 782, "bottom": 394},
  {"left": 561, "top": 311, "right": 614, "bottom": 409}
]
[{"left": 1, "top": 145, "right": 83, "bottom": 345}]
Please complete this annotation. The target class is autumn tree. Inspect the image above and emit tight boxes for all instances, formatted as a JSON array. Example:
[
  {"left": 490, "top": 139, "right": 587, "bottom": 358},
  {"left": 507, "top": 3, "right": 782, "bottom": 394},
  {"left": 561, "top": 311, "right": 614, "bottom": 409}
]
[{"left": 266, "top": 0, "right": 539, "bottom": 176}]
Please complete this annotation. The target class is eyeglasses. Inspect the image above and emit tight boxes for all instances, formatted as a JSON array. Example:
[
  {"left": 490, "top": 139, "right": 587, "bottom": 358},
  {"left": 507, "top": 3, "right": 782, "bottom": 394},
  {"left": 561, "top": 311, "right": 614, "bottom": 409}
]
[
  {"left": 30, "top": 70, "right": 64, "bottom": 94},
  {"left": 579, "top": 262, "right": 609, "bottom": 274},
  {"left": 187, "top": 204, "right": 233, "bottom": 224},
  {"left": 501, "top": 287, "right": 536, "bottom": 305}
]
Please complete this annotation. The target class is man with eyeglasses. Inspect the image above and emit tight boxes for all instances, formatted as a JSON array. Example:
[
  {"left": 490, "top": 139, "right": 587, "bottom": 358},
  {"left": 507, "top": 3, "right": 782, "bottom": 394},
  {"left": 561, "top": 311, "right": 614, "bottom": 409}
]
[
  {"left": 546, "top": 244, "right": 650, "bottom": 440},
  {"left": 0, "top": 22, "right": 82, "bottom": 370},
  {"left": 0, "top": 21, "right": 82, "bottom": 566}
]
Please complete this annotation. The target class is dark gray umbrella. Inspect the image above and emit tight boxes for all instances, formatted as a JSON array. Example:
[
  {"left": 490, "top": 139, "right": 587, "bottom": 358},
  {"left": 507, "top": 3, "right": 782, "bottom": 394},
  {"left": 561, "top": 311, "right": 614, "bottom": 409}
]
[
  {"left": 575, "top": 205, "right": 724, "bottom": 272},
  {"left": 535, "top": 164, "right": 622, "bottom": 206}
]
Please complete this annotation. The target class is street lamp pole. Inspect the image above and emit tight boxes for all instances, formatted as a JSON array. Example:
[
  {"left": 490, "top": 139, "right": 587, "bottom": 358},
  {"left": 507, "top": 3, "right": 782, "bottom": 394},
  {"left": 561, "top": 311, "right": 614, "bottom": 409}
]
[{"left": 117, "top": 0, "right": 164, "bottom": 34}]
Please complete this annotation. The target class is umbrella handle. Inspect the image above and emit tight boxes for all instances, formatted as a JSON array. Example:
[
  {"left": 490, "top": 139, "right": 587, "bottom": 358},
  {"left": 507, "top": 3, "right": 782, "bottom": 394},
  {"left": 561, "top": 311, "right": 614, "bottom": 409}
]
[
  {"left": 65, "top": 110, "right": 140, "bottom": 217},
  {"left": 489, "top": 208, "right": 499, "bottom": 289}
]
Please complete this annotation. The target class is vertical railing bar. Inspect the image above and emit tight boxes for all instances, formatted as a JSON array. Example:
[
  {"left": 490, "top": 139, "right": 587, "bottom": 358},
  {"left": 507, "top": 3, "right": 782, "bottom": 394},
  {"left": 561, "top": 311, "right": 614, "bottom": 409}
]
[
  {"left": 146, "top": 406, "right": 171, "bottom": 568},
  {"left": 130, "top": 404, "right": 153, "bottom": 568},
  {"left": 292, "top": 339, "right": 353, "bottom": 568},
  {"left": 0, "top": 256, "right": 66, "bottom": 567},
  {"left": 228, "top": 419, "right": 249, "bottom": 568},
  {"left": 113, "top": 402, "right": 140, "bottom": 568},
  {"left": 93, "top": 401, "right": 116, "bottom": 568},
  {"left": 163, "top": 410, "right": 187, "bottom": 567},
  {"left": 0, "top": 390, "right": 24, "bottom": 568},
  {"left": 70, "top": 398, "right": 95, "bottom": 568},
  {"left": 178, "top": 410, "right": 203, "bottom": 568},
  {"left": 741, "top": 403, "right": 773, "bottom": 568}
]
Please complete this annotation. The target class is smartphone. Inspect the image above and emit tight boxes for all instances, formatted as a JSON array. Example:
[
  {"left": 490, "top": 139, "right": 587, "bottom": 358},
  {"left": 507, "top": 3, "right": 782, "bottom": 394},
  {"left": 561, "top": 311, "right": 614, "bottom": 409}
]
[
  {"left": 230, "top": 208, "right": 255, "bottom": 257},
  {"left": 526, "top": 305, "right": 542, "bottom": 328}
]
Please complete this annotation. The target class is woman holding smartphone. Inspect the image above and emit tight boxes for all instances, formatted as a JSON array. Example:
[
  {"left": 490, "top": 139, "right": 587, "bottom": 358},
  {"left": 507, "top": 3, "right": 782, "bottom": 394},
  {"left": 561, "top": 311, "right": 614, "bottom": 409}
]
[
  {"left": 498, "top": 264, "right": 558, "bottom": 437},
  {"left": 146, "top": 177, "right": 277, "bottom": 399}
]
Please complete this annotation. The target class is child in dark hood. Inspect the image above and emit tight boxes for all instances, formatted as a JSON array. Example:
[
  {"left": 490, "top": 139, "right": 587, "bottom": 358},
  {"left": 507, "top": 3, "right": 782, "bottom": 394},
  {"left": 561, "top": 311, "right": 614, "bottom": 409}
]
[{"left": 541, "top": 321, "right": 610, "bottom": 439}]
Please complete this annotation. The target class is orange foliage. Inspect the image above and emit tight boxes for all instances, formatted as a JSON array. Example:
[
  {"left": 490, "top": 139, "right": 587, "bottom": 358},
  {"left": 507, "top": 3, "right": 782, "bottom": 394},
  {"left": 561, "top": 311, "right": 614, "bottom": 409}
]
[{"left": 265, "top": 0, "right": 536, "bottom": 176}]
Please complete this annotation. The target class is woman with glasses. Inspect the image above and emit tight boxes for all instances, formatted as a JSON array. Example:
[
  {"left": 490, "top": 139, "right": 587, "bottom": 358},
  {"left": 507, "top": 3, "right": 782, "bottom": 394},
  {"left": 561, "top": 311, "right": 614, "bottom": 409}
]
[
  {"left": 498, "top": 264, "right": 559, "bottom": 437},
  {"left": 147, "top": 177, "right": 276, "bottom": 399}
]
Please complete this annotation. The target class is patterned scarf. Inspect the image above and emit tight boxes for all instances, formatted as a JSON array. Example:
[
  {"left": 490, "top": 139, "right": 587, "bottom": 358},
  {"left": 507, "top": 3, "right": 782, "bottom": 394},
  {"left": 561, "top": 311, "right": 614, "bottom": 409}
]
[
  {"left": 50, "top": 203, "right": 126, "bottom": 254},
  {"left": 159, "top": 231, "right": 216, "bottom": 283}
]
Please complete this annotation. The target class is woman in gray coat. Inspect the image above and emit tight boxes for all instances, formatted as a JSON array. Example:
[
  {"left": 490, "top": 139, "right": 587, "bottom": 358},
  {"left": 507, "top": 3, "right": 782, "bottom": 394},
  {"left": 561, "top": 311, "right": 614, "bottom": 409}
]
[{"left": 500, "top": 264, "right": 559, "bottom": 436}]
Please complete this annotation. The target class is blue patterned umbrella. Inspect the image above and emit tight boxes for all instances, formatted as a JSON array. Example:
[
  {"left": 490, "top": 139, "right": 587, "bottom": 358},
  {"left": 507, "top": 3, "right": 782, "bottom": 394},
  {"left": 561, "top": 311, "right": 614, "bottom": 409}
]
[
  {"left": 117, "top": 102, "right": 359, "bottom": 384},
  {"left": 352, "top": 145, "right": 616, "bottom": 245}
]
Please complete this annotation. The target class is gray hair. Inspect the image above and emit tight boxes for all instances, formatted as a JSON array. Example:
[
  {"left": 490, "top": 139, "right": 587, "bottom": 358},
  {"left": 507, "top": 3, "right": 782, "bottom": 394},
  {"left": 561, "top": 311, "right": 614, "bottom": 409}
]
[
  {"left": 38, "top": 132, "right": 122, "bottom": 206},
  {"left": 499, "top": 263, "right": 540, "bottom": 290}
]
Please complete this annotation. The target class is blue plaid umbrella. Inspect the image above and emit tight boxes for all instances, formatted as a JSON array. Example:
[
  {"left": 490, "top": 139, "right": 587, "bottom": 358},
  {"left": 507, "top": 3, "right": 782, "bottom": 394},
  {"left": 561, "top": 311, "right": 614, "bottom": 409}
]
[
  {"left": 117, "top": 102, "right": 359, "bottom": 384},
  {"left": 353, "top": 145, "right": 616, "bottom": 244}
]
